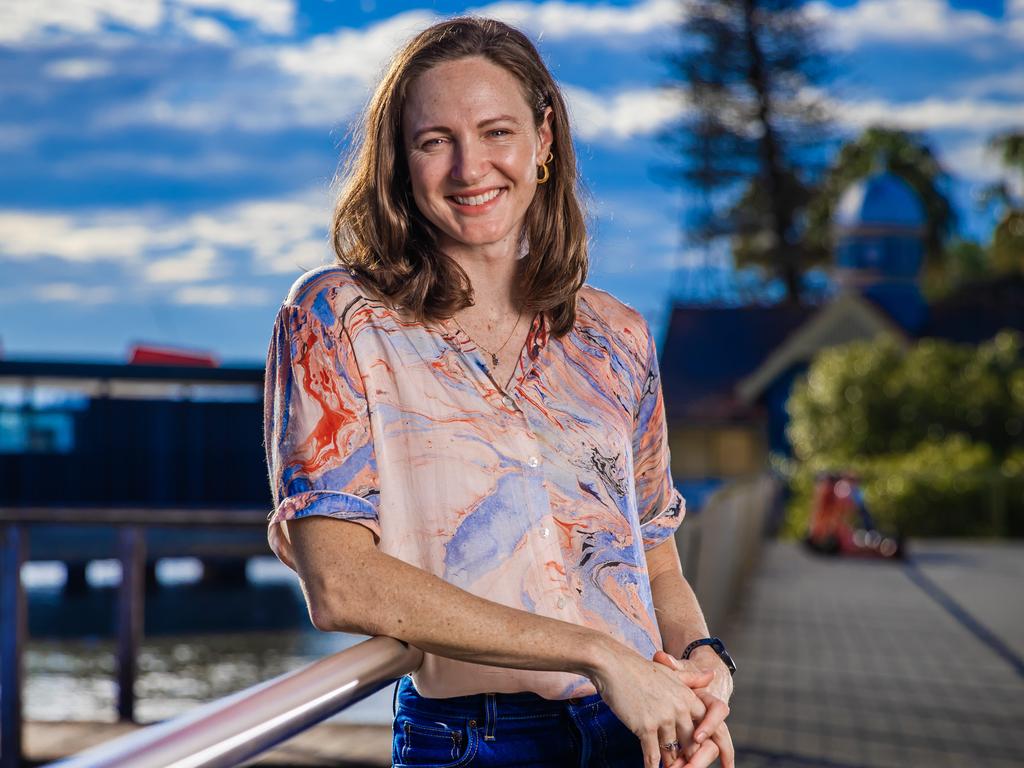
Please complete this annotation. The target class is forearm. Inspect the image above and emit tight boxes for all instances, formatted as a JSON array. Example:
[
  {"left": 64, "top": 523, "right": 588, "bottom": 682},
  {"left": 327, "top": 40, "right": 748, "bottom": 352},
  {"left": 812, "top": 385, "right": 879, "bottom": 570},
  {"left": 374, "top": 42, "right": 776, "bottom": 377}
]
[
  {"left": 650, "top": 568, "right": 710, "bottom": 658},
  {"left": 650, "top": 568, "right": 734, "bottom": 701},
  {"left": 293, "top": 520, "right": 619, "bottom": 682}
]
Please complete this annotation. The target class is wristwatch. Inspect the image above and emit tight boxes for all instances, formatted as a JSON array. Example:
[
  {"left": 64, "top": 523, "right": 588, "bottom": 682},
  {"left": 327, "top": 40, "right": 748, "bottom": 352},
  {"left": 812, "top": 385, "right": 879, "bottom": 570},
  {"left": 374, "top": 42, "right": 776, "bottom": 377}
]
[{"left": 680, "top": 636, "right": 737, "bottom": 676}]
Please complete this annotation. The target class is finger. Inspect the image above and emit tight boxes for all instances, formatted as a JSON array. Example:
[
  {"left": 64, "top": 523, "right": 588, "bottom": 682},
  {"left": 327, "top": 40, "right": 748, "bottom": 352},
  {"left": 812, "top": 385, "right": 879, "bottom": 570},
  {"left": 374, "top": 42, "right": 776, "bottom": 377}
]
[
  {"left": 639, "top": 731, "right": 662, "bottom": 768},
  {"left": 682, "top": 739, "right": 700, "bottom": 761},
  {"left": 652, "top": 650, "right": 678, "bottom": 668},
  {"left": 714, "top": 722, "right": 736, "bottom": 768},
  {"left": 679, "top": 668, "right": 716, "bottom": 688},
  {"left": 655, "top": 651, "right": 712, "bottom": 684},
  {"left": 658, "top": 723, "right": 681, "bottom": 768},
  {"left": 682, "top": 738, "right": 720, "bottom": 768},
  {"left": 682, "top": 686, "right": 708, "bottom": 726},
  {"left": 692, "top": 694, "right": 730, "bottom": 745}
]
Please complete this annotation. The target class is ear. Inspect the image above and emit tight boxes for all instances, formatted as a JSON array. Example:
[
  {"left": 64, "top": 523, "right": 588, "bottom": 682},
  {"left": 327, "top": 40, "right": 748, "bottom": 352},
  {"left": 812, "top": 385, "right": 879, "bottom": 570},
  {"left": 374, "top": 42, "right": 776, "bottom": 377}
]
[{"left": 536, "top": 106, "right": 554, "bottom": 163}]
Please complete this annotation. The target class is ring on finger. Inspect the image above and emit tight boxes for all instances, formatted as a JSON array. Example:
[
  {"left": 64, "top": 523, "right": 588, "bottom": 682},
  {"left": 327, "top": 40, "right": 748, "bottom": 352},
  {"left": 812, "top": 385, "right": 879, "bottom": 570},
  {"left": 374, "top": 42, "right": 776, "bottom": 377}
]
[{"left": 662, "top": 740, "right": 680, "bottom": 750}]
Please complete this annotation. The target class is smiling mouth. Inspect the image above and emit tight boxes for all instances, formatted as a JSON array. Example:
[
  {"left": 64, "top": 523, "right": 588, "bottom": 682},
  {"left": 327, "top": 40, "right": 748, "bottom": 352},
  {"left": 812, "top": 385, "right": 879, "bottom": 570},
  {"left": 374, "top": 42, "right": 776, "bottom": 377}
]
[{"left": 449, "top": 188, "right": 504, "bottom": 206}]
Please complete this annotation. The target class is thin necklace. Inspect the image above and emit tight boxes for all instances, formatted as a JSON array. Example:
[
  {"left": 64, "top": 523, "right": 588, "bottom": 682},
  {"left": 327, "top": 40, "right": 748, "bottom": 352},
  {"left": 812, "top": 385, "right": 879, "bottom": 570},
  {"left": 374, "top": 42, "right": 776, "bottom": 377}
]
[{"left": 451, "top": 308, "right": 524, "bottom": 368}]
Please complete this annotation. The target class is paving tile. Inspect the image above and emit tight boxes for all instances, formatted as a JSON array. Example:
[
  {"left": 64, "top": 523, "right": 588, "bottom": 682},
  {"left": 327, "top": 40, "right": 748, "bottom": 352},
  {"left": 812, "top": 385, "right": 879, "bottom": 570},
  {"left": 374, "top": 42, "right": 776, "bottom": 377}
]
[{"left": 723, "top": 540, "right": 1024, "bottom": 768}]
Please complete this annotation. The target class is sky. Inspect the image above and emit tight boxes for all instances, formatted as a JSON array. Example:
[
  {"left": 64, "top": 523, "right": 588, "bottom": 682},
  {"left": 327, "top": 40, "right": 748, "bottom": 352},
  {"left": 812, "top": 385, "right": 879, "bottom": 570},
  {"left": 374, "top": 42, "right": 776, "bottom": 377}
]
[{"left": 0, "top": 0, "right": 1021, "bottom": 364}]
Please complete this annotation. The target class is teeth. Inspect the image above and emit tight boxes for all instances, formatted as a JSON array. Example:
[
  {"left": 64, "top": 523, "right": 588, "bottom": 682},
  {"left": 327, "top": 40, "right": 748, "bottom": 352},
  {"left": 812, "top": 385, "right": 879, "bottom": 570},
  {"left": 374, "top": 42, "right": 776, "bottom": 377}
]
[{"left": 453, "top": 189, "right": 501, "bottom": 206}]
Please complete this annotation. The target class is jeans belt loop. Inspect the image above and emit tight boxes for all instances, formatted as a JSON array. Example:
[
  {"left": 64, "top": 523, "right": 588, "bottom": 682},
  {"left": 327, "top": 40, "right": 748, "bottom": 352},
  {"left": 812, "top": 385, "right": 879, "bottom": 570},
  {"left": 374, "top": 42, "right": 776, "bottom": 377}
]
[{"left": 484, "top": 693, "right": 497, "bottom": 741}]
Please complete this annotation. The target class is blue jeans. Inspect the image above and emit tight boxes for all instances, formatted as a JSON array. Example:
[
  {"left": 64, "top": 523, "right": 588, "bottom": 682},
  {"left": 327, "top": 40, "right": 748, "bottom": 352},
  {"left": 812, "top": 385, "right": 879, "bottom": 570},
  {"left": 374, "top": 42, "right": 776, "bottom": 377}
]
[{"left": 391, "top": 675, "right": 644, "bottom": 767}]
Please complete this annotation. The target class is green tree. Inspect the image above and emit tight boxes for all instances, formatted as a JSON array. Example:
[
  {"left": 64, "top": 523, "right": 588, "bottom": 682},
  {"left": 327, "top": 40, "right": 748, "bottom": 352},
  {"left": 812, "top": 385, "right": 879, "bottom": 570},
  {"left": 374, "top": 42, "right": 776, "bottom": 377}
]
[
  {"left": 984, "top": 131, "right": 1024, "bottom": 274},
  {"left": 666, "top": 0, "right": 831, "bottom": 304},
  {"left": 805, "top": 126, "right": 955, "bottom": 268},
  {"left": 782, "top": 331, "right": 1024, "bottom": 537}
]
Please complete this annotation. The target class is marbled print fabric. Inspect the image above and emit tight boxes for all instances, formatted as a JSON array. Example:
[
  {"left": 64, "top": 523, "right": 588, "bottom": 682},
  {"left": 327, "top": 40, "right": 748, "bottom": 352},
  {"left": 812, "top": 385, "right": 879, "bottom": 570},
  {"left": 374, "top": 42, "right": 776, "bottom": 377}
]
[{"left": 263, "top": 264, "right": 685, "bottom": 699}]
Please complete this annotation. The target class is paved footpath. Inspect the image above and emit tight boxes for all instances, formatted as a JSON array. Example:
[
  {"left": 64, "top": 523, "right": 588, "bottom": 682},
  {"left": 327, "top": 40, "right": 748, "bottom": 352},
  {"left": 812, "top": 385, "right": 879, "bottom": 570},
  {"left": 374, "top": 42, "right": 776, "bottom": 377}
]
[{"left": 722, "top": 539, "right": 1024, "bottom": 768}]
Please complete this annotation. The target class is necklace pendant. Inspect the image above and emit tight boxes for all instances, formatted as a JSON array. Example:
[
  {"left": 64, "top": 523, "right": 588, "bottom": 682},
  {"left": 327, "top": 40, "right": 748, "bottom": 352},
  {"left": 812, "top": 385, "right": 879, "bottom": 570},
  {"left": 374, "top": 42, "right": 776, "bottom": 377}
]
[{"left": 491, "top": 353, "right": 499, "bottom": 367}]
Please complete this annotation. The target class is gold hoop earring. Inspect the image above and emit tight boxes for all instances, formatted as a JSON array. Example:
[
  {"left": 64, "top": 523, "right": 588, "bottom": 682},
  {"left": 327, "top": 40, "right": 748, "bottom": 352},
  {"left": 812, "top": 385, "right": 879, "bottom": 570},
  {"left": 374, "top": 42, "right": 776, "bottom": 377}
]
[{"left": 537, "top": 151, "right": 553, "bottom": 184}]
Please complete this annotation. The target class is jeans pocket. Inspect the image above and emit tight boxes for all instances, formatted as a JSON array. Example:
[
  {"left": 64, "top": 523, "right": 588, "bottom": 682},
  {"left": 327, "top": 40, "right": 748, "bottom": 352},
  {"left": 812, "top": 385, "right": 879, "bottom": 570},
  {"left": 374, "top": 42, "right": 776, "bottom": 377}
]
[{"left": 393, "top": 713, "right": 476, "bottom": 767}]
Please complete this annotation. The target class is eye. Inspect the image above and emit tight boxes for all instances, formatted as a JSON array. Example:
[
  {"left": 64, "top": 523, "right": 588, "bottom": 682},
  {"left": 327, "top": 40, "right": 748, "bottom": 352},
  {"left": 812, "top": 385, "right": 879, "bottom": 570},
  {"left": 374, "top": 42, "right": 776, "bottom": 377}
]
[
  {"left": 420, "top": 137, "right": 447, "bottom": 150},
  {"left": 488, "top": 129, "right": 511, "bottom": 138}
]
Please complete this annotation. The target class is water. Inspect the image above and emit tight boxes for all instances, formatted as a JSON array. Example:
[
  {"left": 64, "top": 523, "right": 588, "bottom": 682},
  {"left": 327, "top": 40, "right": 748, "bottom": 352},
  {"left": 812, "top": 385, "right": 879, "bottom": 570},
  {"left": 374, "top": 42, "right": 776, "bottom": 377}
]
[{"left": 20, "top": 557, "right": 396, "bottom": 725}]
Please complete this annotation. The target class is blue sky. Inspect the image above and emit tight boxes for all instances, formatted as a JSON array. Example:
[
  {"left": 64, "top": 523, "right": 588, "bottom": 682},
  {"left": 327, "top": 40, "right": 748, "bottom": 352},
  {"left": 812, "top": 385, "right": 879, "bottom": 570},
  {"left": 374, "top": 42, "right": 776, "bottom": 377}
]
[{"left": 0, "top": 0, "right": 1021, "bottom": 363}]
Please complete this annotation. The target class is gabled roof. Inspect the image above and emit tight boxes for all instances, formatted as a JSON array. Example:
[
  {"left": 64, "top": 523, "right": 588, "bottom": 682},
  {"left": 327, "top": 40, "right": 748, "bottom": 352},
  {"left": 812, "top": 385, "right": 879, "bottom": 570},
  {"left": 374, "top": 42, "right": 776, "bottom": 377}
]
[
  {"left": 736, "top": 291, "right": 909, "bottom": 405},
  {"left": 660, "top": 302, "right": 815, "bottom": 422}
]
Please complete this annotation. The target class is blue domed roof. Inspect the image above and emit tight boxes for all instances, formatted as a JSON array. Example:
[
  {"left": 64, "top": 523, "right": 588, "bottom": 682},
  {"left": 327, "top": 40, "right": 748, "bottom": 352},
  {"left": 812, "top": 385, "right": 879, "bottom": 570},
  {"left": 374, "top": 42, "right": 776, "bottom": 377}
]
[{"left": 835, "top": 171, "right": 926, "bottom": 232}]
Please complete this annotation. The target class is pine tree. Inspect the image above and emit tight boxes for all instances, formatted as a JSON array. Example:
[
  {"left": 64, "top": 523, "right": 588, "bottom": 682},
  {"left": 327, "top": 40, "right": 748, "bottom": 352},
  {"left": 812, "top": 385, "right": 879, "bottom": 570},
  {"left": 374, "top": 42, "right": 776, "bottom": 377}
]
[{"left": 667, "top": 0, "right": 831, "bottom": 304}]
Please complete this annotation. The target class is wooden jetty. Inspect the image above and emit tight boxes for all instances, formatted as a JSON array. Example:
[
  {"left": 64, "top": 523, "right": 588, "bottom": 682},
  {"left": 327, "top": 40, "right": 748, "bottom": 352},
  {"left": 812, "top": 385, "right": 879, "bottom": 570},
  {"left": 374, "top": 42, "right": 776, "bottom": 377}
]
[{"left": 1, "top": 507, "right": 269, "bottom": 768}]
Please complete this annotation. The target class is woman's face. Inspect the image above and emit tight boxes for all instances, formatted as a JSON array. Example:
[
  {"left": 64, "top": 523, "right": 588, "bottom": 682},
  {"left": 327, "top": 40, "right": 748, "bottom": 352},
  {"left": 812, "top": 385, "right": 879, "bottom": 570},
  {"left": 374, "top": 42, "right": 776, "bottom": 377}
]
[{"left": 402, "top": 56, "right": 553, "bottom": 259}]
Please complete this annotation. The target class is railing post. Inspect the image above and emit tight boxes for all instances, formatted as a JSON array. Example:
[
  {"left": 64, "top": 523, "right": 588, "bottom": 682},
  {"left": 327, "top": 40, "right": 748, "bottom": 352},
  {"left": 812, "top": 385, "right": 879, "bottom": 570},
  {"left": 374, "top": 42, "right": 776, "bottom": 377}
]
[
  {"left": 1, "top": 524, "right": 28, "bottom": 768},
  {"left": 116, "top": 527, "right": 145, "bottom": 723}
]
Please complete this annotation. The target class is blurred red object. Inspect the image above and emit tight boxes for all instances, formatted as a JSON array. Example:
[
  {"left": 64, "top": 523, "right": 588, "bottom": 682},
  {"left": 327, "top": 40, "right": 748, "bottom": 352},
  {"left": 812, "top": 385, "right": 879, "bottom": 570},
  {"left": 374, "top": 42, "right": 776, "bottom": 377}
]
[
  {"left": 128, "top": 343, "right": 218, "bottom": 367},
  {"left": 804, "top": 472, "right": 905, "bottom": 559}
]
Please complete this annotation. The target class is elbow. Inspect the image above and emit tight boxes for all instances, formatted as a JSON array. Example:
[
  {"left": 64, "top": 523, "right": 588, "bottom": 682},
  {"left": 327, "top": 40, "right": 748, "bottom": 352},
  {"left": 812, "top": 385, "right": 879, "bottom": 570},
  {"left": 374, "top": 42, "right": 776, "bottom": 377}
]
[{"left": 303, "top": 576, "right": 369, "bottom": 634}]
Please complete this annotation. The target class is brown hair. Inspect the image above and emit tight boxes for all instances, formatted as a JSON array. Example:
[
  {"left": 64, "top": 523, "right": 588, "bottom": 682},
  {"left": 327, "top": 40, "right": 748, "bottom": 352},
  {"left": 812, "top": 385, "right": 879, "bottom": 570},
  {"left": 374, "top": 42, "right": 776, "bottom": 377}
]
[{"left": 329, "top": 16, "right": 588, "bottom": 337}]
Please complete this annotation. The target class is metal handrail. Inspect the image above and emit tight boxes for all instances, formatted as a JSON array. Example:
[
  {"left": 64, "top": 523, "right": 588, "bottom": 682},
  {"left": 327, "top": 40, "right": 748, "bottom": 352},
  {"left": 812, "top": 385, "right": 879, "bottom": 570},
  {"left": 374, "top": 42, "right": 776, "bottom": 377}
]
[{"left": 46, "top": 636, "right": 423, "bottom": 768}]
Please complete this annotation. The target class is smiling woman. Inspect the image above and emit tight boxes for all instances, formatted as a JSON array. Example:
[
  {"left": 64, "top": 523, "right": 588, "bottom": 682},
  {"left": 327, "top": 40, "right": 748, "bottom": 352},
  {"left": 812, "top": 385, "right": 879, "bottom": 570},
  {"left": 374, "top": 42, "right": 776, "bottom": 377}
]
[
  {"left": 262, "top": 16, "right": 735, "bottom": 768},
  {"left": 328, "top": 16, "right": 585, "bottom": 338}
]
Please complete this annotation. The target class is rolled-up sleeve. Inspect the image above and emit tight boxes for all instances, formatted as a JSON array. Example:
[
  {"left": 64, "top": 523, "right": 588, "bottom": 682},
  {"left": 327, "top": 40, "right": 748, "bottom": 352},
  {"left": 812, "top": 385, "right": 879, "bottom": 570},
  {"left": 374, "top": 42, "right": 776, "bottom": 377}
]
[
  {"left": 632, "top": 319, "right": 686, "bottom": 550},
  {"left": 263, "top": 302, "right": 381, "bottom": 570}
]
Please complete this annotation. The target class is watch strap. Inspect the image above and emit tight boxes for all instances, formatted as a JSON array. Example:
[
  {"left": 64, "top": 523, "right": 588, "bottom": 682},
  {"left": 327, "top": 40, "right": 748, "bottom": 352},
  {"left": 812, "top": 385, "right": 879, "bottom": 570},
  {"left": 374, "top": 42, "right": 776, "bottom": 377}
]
[{"left": 680, "top": 636, "right": 737, "bottom": 675}]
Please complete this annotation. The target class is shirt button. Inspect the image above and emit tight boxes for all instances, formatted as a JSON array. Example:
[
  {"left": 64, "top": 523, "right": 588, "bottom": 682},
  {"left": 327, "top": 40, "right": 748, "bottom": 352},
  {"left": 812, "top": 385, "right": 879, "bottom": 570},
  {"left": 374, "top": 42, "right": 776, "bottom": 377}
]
[
  {"left": 539, "top": 526, "right": 550, "bottom": 538},
  {"left": 502, "top": 395, "right": 515, "bottom": 408},
  {"left": 527, "top": 455, "right": 540, "bottom": 468},
  {"left": 556, "top": 596, "right": 566, "bottom": 609}
]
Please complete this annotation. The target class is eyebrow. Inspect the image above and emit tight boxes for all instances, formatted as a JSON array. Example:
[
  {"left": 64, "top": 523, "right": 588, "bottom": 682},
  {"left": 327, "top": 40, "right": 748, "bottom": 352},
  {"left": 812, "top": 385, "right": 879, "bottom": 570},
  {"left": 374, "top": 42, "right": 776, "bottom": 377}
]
[{"left": 412, "top": 114, "right": 522, "bottom": 142}]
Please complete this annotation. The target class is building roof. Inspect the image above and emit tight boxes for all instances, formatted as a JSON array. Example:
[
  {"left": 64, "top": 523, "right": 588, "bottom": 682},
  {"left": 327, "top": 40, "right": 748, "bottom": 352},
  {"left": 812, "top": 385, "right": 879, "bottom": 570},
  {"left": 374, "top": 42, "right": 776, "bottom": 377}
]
[
  {"left": 736, "top": 292, "right": 909, "bottom": 405},
  {"left": 835, "top": 171, "right": 926, "bottom": 233},
  {"left": 660, "top": 302, "right": 815, "bottom": 423}
]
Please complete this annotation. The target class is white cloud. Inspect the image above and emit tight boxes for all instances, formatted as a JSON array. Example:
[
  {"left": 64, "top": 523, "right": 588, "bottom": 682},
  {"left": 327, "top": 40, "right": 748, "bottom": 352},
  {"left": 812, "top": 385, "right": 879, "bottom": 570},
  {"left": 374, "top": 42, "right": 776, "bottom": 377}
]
[
  {"left": 941, "top": 140, "right": 1008, "bottom": 184},
  {"left": 1010, "top": 0, "right": 1024, "bottom": 42},
  {"left": 0, "top": 210, "right": 150, "bottom": 263},
  {"left": 177, "top": 0, "right": 293, "bottom": 35},
  {"left": 144, "top": 244, "right": 224, "bottom": 283},
  {"left": 172, "top": 11, "right": 235, "bottom": 46},
  {"left": 475, "top": 0, "right": 683, "bottom": 40},
  {"left": 34, "top": 283, "right": 118, "bottom": 304},
  {"left": 564, "top": 86, "right": 685, "bottom": 141},
  {"left": 0, "top": 0, "right": 164, "bottom": 44},
  {"left": 0, "top": 125, "right": 35, "bottom": 152},
  {"left": 0, "top": 190, "right": 330, "bottom": 277},
  {"left": 0, "top": 0, "right": 294, "bottom": 45},
  {"left": 271, "top": 10, "right": 434, "bottom": 82},
  {"left": 957, "top": 68, "right": 1024, "bottom": 99},
  {"left": 805, "top": 0, "right": 1002, "bottom": 49},
  {"left": 45, "top": 58, "right": 116, "bottom": 80},
  {"left": 172, "top": 284, "right": 270, "bottom": 305},
  {"left": 835, "top": 96, "right": 1024, "bottom": 133}
]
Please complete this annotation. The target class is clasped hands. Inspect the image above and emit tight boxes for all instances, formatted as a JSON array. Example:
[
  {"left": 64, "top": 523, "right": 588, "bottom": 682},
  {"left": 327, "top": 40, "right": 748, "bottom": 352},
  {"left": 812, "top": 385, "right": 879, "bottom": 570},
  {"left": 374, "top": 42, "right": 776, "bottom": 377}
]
[{"left": 650, "top": 649, "right": 735, "bottom": 768}]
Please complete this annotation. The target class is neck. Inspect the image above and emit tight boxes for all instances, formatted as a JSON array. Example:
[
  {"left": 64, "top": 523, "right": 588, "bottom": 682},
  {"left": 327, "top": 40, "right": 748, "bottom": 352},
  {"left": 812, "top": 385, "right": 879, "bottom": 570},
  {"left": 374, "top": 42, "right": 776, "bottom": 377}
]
[{"left": 442, "top": 234, "right": 523, "bottom": 319}]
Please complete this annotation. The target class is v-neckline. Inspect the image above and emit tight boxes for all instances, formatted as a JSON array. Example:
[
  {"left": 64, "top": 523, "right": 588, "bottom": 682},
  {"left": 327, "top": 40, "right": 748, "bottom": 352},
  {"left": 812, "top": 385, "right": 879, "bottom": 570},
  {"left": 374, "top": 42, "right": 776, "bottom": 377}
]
[{"left": 438, "top": 312, "right": 544, "bottom": 395}]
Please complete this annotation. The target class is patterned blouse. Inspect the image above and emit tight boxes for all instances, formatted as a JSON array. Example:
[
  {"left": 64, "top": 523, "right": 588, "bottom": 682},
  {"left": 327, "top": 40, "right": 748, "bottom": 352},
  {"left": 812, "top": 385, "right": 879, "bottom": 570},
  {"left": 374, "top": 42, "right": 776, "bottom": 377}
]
[{"left": 263, "top": 264, "right": 685, "bottom": 699}]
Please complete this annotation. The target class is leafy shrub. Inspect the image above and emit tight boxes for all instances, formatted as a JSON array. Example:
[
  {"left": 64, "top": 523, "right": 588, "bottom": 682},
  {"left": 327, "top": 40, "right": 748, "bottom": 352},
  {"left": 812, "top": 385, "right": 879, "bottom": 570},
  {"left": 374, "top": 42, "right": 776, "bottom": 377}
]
[{"left": 782, "top": 330, "right": 1024, "bottom": 537}]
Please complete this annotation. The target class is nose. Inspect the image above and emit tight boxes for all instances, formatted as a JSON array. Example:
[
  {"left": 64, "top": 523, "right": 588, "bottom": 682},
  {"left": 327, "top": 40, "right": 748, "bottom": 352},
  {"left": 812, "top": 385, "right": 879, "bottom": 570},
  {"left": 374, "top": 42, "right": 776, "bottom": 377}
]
[{"left": 450, "top": 139, "right": 488, "bottom": 185}]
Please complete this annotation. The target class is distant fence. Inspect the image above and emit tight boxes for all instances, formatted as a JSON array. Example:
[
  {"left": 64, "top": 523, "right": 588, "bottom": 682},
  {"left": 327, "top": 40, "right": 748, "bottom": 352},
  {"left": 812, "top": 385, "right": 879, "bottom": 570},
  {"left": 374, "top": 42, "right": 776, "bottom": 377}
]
[{"left": 675, "top": 472, "right": 783, "bottom": 635}]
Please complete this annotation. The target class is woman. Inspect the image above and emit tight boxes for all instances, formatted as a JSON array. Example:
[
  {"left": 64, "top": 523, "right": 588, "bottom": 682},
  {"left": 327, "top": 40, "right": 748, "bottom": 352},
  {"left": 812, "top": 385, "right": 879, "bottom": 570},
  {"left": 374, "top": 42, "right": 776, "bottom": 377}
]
[{"left": 264, "top": 16, "right": 735, "bottom": 768}]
